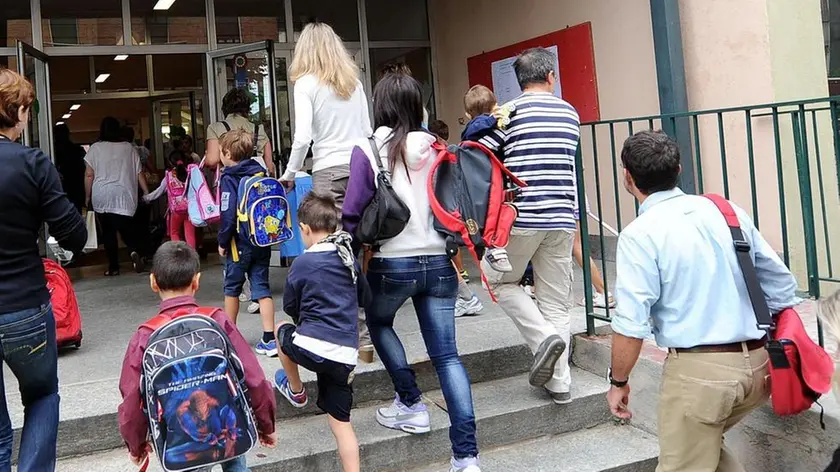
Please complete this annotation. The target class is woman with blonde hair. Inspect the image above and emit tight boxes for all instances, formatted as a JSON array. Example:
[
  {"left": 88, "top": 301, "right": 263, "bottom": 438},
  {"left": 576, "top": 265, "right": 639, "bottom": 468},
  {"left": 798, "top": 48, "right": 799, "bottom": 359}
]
[{"left": 280, "top": 22, "right": 372, "bottom": 201}]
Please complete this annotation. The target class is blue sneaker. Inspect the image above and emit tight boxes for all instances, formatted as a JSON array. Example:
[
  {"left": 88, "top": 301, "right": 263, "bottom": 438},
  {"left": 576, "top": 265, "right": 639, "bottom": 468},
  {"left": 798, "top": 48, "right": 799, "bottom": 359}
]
[
  {"left": 255, "top": 339, "right": 278, "bottom": 357},
  {"left": 274, "top": 370, "right": 308, "bottom": 408}
]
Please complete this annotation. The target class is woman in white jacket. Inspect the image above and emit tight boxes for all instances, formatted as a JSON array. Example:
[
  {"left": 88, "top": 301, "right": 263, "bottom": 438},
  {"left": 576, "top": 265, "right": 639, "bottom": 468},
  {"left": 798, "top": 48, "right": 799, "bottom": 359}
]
[{"left": 342, "top": 73, "right": 481, "bottom": 472}]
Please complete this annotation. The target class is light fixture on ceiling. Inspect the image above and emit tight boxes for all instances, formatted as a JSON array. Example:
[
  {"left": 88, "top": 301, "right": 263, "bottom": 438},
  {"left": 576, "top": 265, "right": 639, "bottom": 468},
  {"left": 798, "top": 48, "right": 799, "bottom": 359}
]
[
  {"left": 56, "top": 121, "right": 65, "bottom": 126},
  {"left": 153, "top": 0, "right": 177, "bottom": 10},
  {"left": 70, "top": 104, "right": 81, "bottom": 111},
  {"left": 95, "top": 73, "right": 111, "bottom": 83},
  {"left": 114, "top": 54, "right": 129, "bottom": 61},
  {"left": 62, "top": 114, "right": 71, "bottom": 119}
]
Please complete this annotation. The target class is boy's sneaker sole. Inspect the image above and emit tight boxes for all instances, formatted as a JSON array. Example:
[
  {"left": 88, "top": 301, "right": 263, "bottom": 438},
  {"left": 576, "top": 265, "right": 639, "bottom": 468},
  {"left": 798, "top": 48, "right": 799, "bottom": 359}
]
[
  {"left": 375, "top": 410, "right": 432, "bottom": 434},
  {"left": 273, "top": 377, "right": 308, "bottom": 408},
  {"left": 256, "top": 345, "right": 278, "bottom": 357},
  {"left": 529, "top": 335, "right": 567, "bottom": 387}
]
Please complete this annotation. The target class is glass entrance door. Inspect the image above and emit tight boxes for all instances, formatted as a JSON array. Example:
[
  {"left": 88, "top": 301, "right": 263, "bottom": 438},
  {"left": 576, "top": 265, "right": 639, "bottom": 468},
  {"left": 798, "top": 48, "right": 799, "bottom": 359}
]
[
  {"left": 16, "top": 41, "right": 54, "bottom": 158},
  {"left": 150, "top": 92, "right": 203, "bottom": 169},
  {"left": 207, "top": 40, "right": 287, "bottom": 175}
]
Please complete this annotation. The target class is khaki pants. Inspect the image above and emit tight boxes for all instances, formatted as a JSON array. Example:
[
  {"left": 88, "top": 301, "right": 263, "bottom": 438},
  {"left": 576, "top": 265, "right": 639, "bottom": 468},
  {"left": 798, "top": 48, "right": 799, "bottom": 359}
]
[
  {"left": 657, "top": 345, "right": 770, "bottom": 472},
  {"left": 481, "top": 228, "right": 574, "bottom": 393}
]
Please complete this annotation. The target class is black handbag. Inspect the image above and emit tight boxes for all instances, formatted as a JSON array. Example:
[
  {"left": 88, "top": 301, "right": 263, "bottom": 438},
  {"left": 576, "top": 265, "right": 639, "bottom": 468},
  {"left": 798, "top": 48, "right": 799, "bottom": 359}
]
[{"left": 356, "top": 137, "right": 411, "bottom": 245}]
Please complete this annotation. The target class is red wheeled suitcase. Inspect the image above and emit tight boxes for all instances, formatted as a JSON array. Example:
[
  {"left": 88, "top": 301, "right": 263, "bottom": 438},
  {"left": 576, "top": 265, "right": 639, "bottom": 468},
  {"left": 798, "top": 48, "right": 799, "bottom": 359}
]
[{"left": 43, "top": 259, "right": 83, "bottom": 348}]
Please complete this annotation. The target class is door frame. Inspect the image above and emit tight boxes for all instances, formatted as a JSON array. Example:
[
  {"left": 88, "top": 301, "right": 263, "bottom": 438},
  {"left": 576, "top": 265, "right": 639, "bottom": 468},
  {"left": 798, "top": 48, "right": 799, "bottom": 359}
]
[
  {"left": 149, "top": 91, "right": 200, "bottom": 168},
  {"left": 16, "top": 40, "right": 54, "bottom": 160}
]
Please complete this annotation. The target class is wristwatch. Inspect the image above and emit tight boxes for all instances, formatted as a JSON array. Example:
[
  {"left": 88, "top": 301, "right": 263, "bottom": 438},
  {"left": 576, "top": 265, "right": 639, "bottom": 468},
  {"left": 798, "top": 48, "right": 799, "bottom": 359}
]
[{"left": 607, "top": 368, "right": 628, "bottom": 388}]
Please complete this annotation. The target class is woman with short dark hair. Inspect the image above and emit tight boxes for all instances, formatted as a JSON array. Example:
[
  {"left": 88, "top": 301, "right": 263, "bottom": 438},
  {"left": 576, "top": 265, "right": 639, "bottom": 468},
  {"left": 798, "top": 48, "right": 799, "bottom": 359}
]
[
  {"left": 0, "top": 68, "right": 86, "bottom": 472},
  {"left": 84, "top": 116, "right": 151, "bottom": 275},
  {"left": 205, "top": 87, "right": 275, "bottom": 175}
]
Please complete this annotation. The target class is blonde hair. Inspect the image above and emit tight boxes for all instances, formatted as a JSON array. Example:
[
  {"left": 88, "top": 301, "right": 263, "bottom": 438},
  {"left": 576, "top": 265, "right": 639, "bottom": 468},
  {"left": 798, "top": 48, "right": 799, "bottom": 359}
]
[
  {"left": 219, "top": 128, "right": 254, "bottom": 162},
  {"left": 290, "top": 23, "right": 359, "bottom": 100},
  {"left": 464, "top": 85, "right": 497, "bottom": 119}
]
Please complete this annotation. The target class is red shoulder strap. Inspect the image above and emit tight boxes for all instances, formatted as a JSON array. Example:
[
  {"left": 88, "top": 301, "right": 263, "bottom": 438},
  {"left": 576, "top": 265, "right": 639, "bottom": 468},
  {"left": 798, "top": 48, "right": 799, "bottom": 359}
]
[
  {"left": 702, "top": 193, "right": 741, "bottom": 229},
  {"left": 140, "top": 306, "right": 220, "bottom": 331}
]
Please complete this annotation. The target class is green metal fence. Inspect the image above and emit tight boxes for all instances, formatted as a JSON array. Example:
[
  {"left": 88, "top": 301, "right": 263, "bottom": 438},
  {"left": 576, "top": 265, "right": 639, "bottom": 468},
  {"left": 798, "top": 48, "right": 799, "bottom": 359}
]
[{"left": 576, "top": 97, "right": 840, "bottom": 345}]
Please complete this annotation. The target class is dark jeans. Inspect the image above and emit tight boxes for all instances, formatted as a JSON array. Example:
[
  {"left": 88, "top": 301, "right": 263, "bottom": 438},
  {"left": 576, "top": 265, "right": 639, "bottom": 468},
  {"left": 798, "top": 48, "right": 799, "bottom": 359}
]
[
  {"left": 0, "top": 304, "right": 59, "bottom": 472},
  {"left": 98, "top": 212, "right": 150, "bottom": 272},
  {"left": 366, "top": 255, "right": 478, "bottom": 459}
]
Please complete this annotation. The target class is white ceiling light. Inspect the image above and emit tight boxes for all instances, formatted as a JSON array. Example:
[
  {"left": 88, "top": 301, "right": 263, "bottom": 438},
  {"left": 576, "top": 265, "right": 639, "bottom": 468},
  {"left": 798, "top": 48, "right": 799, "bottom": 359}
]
[
  {"left": 70, "top": 104, "right": 81, "bottom": 111},
  {"left": 62, "top": 114, "right": 71, "bottom": 119},
  {"left": 95, "top": 73, "right": 111, "bottom": 83},
  {"left": 114, "top": 54, "right": 129, "bottom": 61},
  {"left": 153, "top": 0, "right": 177, "bottom": 10},
  {"left": 56, "top": 121, "right": 64, "bottom": 126}
]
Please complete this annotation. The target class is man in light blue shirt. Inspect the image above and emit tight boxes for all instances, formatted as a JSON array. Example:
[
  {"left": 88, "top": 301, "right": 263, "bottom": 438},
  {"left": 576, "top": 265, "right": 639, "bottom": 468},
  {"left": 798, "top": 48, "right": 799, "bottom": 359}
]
[{"left": 607, "top": 130, "right": 799, "bottom": 472}]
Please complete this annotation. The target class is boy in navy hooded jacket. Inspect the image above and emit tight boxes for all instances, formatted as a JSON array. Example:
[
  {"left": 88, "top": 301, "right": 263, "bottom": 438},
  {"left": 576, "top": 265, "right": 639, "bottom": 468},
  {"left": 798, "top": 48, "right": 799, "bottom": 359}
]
[{"left": 217, "top": 128, "right": 277, "bottom": 356}]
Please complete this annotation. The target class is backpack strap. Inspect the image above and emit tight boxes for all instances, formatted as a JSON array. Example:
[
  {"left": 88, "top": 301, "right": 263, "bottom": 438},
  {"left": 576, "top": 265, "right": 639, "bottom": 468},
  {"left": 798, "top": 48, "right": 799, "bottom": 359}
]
[
  {"left": 140, "top": 306, "right": 220, "bottom": 331},
  {"left": 221, "top": 120, "right": 232, "bottom": 133},
  {"left": 702, "top": 194, "right": 774, "bottom": 331}
]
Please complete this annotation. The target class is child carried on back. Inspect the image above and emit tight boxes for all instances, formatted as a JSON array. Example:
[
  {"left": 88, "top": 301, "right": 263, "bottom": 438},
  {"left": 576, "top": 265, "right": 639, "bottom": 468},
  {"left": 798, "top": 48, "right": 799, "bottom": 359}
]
[
  {"left": 273, "top": 192, "right": 370, "bottom": 472},
  {"left": 462, "top": 84, "right": 515, "bottom": 273},
  {"left": 117, "top": 241, "right": 276, "bottom": 472}
]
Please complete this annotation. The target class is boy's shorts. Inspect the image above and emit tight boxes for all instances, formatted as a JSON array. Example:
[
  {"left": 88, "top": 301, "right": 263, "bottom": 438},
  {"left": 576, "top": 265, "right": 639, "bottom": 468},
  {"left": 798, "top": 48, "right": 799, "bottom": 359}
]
[
  {"left": 224, "top": 244, "right": 271, "bottom": 300},
  {"left": 277, "top": 324, "right": 355, "bottom": 422}
]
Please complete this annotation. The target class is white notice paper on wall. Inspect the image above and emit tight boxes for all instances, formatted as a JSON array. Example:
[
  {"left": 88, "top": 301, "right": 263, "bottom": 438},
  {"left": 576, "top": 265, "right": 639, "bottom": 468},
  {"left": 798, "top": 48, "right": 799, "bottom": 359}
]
[{"left": 491, "top": 45, "right": 562, "bottom": 105}]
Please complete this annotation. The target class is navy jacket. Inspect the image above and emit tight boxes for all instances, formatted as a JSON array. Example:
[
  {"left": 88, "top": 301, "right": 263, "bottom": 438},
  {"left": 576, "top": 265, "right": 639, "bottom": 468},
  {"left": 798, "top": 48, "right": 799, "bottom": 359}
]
[
  {"left": 461, "top": 114, "right": 498, "bottom": 143},
  {"left": 283, "top": 245, "right": 371, "bottom": 348},
  {"left": 217, "top": 158, "right": 266, "bottom": 251},
  {"left": 0, "top": 139, "right": 86, "bottom": 313}
]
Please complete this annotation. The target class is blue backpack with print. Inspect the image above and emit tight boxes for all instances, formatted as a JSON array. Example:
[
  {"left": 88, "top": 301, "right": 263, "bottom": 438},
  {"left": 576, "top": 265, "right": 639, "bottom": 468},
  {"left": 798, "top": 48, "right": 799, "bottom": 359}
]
[{"left": 235, "top": 174, "right": 293, "bottom": 249}]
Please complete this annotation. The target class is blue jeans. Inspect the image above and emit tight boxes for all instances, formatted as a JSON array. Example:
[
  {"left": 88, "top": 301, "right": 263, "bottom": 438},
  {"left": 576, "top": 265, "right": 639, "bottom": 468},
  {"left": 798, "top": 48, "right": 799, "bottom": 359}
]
[
  {"left": 188, "top": 456, "right": 248, "bottom": 472},
  {"left": 366, "top": 255, "right": 478, "bottom": 459},
  {"left": 0, "top": 304, "right": 59, "bottom": 472}
]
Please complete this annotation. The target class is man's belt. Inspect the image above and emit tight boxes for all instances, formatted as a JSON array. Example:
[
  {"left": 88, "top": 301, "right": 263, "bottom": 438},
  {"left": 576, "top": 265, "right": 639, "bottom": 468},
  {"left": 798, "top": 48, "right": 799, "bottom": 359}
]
[{"left": 673, "top": 336, "right": 767, "bottom": 354}]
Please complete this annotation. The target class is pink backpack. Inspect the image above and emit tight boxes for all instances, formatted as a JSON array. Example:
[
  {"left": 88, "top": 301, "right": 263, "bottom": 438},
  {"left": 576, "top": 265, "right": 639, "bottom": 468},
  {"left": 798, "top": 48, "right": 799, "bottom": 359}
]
[
  {"left": 187, "top": 161, "right": 221, "bottom": 227},
  {"left": 166, "top": 170, "right": 189, "bottom": 214}
]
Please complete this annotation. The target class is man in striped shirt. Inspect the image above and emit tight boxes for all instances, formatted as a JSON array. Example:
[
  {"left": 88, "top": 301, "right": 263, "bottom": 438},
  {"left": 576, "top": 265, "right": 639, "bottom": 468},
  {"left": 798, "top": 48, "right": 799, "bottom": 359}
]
[{"left": 480, "top": 47, "right": 581, "bottom": 405}]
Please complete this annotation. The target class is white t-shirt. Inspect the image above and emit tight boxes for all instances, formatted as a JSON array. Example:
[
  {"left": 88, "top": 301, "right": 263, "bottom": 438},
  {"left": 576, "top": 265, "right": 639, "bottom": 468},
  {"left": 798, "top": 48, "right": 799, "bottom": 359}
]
[
  {"left": 84, "top": 141, "right": 141, "bottom": 217},
  {"left": 282, "top": 74, "right": 372, "bottom": 180}
]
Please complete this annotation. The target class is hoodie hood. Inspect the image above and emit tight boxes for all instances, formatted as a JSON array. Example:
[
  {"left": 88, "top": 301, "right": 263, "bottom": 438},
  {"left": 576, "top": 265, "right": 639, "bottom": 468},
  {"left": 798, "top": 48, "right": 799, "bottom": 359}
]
[
  {"left": 461, "top": 114, "right": 497, "bottom": 142},
  {"left": 224, "top": 158, "right": 266, "bottom": 179},
  {"left": 372, "top": 127, "right": 437, "bottom": 172}
]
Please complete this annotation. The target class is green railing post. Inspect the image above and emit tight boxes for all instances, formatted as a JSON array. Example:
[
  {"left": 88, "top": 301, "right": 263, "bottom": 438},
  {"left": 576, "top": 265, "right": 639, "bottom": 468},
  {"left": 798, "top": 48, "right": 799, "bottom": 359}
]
[
  {"left": 576, "top": 145, "right": 595, "bottom": 335},
  {"left": 745, "top": 110, "right": 759, "bottom": 227},
  {"left": 609, "top": 123, "right": 623, "bottom": 231},
  {"left": 692, "top": 114, "right": 704, "bottom": 193},
  {"left": 717, "top": 112, "right": 730, "bottom": 199},
  {"left": 771, "top": 107, "right": 790, "bottom": 267},
  {"left": 792, "top": 111, "right": 822, "bottom": 316},
  {"left": 591, "top": 126, "right": 611, "bottom": 319},
  {"left": 811, "top": 111, "right": 833, "bottom": 279}
]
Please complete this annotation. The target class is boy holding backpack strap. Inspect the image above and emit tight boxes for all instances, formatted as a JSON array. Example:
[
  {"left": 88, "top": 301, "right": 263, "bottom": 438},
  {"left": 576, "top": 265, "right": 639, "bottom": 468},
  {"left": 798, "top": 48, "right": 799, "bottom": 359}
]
[
  {"left": 217, "top": 128, "right": 281, "bottom": 356},
  {"left": 118, "top": 241, "right": 276, "bottom": 472}
]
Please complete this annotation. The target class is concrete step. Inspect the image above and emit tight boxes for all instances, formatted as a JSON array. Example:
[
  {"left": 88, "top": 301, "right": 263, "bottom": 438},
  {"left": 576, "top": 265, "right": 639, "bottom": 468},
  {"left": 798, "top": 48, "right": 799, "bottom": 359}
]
[
  {"left": 54, "top": 368, "right": 612, "bottom": 471},
  {"left": 34, "top": 317, "right": 534, "bottom": 460},
  {"left": 413, "top": 423, "right": 659, "bottom": 472}
]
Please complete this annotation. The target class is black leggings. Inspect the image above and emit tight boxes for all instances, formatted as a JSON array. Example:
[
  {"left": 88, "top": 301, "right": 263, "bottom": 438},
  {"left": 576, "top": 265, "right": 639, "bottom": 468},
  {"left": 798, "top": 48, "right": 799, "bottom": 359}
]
[{"left": 97, "top": 212, "right": 150, "bottom": 272}]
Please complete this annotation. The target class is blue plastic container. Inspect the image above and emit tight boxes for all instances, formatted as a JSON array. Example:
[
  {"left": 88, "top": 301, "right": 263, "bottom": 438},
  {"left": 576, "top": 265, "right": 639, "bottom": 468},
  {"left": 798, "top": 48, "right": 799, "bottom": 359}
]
[{"left": 279, "top": 173, "right": 313, "bottom": 258}]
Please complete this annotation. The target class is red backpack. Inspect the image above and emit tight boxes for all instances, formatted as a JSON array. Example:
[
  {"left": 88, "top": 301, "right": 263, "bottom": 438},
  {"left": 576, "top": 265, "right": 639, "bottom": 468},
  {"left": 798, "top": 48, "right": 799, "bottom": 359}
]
[
  {"left": 43, "top": 259, "right": 82, "bottom": 348},
  {"left": 427, "top": 140, "right": 526, "bottom": 297},
  {"left": 705, "top": 194, "right": 833, "bottom": 424}
]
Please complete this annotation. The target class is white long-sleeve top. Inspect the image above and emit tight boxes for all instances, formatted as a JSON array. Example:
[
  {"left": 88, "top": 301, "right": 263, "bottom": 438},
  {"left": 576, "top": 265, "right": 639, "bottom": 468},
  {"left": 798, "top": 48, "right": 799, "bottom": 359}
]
[{"left": 282, "top": 74, "right": 372, "bottom": 180}]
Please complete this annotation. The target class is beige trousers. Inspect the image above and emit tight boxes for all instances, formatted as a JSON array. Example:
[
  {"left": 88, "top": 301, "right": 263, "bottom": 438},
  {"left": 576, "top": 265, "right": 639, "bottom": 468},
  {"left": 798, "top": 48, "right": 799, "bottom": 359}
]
[
  {"left": 481, "top": 228, "right": 575, "bottom": 393},
  {"left": 656, "top": 345, "right": 770, "bottom": 472}
]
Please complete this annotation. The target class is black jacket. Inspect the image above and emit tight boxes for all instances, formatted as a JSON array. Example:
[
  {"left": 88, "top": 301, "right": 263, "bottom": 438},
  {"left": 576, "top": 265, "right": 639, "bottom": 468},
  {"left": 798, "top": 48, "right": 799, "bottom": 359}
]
[{"left": 0, "top": 139, "right": 86, "bottom": 314}]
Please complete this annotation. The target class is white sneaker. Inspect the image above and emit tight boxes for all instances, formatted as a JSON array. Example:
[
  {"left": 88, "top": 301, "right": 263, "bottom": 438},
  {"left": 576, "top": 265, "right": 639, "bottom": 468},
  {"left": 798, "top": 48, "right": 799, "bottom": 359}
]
[
  {"left": 376, "top": 395, "right": 431, "bottom": 434},
  {"left": 247, "top": 301, "right": 260, "bottom": 314},
  {"left": 455, "top": 295, "right": 483, "bottom": 317},
  {"left": 450, "top": 456, "right": 481, "bottom": 472},
  {"left": 484, "top": 248, "right": 513, "bottom": 272}
]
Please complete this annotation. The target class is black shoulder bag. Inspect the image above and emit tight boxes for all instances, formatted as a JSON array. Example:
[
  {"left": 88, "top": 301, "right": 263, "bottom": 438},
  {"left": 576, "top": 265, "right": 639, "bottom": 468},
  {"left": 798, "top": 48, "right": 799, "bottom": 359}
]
[{"left": 356, "top": 137, "right": 411, "bottom": 245}]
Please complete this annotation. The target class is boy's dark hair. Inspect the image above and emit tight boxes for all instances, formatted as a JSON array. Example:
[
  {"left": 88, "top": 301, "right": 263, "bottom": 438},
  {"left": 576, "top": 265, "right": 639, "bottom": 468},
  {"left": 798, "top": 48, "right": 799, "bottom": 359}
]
[
  {"left": 298, "top": 192, "right": 341, "bottom": 233},
  {"left": 428, "top": 119, "right": 449, "bottom": 141},
  {"left": 464, "top": 85, "right": 497, "bottom": 118},
  {"left": 513, "top": 47, "right": 556, "bottom": 90},
  {"left": 221, "top": 87, "right": 252, "bottom": 117},
  {"left": 620, "top": 130, "right": 681, "bottom": 195},
  {"left": 152, "top": 241, "right": 200, "bottom": 291},
  {"left": 219, "top": 128, "right": 254, "bottom": 163}
]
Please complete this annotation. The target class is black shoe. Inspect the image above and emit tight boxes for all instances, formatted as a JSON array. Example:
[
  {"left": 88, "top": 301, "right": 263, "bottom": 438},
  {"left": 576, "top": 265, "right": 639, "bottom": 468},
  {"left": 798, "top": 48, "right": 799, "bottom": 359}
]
[
  {"left": 131, "top": 251, "right": 146, "bottom": 273},
  {"left": 529, "top": 335, "right": 567, "bottom": 387}
]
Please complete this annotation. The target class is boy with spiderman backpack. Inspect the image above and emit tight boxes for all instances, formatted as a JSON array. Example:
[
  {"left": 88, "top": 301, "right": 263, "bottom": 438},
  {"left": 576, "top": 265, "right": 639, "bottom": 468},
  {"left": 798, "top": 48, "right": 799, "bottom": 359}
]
[{"left": 118, "top": 242, "right": 276, "bottom": 472}]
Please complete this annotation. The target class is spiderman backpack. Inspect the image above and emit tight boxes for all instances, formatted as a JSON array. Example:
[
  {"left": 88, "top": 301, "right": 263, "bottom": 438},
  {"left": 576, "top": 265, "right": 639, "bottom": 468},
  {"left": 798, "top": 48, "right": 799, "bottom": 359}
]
[{"left": 428, "top": 140, "right": 526, "bottom": 296}]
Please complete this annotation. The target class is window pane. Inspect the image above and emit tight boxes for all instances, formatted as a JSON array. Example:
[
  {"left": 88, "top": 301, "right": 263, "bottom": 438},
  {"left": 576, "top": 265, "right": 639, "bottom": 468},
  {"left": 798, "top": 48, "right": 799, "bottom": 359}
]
[
  {"left": 371, "top": 47, "right": 435, "bottom": 117},
  {"left": 366, "top": 0, "right": 428, "bottom": 41},
  {"left": 215, "top": 0, "right": 287, "bottom": 45},
  {"left": 291, "top": 0, "right": 359, "bottom": 42},
  {"left": 93, "top": 55, "right": 147, "bottom": 92},
  {"left": 153, "top": 54, "right": 204, "bottom": 90},
  {"left": 49, "top": 56, "right": 91, "bottom": 94},
  {"left": 41, "top": 0, "right": 124, "bottom": 46},
  {"left": 2, "top": 0, "right": 32, "bottom": 47},
  {"left": 130, "top": 0, "right": 207, "bottom": 45}
]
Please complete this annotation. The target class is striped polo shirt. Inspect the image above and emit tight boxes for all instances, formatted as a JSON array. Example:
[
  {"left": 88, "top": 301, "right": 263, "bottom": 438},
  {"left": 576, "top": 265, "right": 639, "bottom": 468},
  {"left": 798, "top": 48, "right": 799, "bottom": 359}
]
[{"left": 480, "top": 92, "right": 581, "bottom": 230}]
